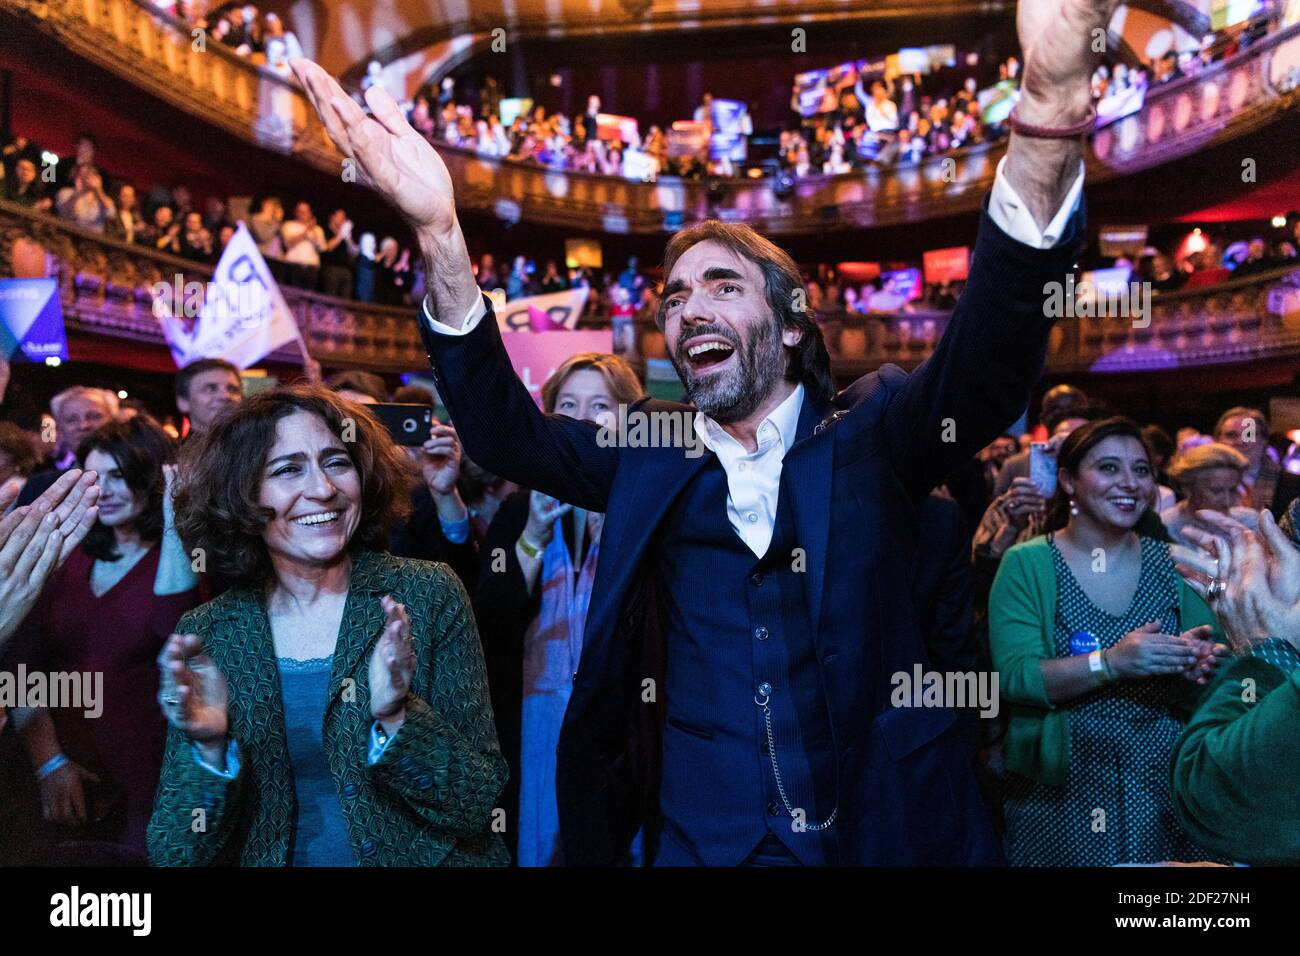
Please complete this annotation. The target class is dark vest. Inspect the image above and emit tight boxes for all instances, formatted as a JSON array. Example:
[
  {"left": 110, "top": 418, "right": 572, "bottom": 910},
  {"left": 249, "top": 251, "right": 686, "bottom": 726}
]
[{"left": 652, "top": 457, "right": 838, "bottom": 865}]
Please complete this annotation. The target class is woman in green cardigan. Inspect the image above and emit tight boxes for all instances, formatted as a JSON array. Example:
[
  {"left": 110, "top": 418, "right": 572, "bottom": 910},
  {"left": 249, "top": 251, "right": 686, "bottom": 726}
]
[
  {"left": 1170, "top": 506, "right": 1300, "bottom": 865},
  {"left": 989, "top": 417, "right": 1228, "bottom": 866},
  {"left": 147, "top": 385, "right": 508, "bottom": 866}
]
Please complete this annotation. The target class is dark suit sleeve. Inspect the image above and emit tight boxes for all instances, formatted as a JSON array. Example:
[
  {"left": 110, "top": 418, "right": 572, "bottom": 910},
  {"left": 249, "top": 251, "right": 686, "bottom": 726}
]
[
  {"left": 882, "top": 202, "right": 1082, "bottom": 498},
  {"left": 913, "top": 495, "right": 976, "bottom": 676},
  {"left": 418, "top": 296, "right": 617, "bottom": 512}
]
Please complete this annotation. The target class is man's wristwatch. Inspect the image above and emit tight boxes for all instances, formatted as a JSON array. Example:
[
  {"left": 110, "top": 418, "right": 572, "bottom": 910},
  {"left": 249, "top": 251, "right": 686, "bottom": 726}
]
[{"left": 518, "top": 534, "right": 545, "bottom": 559}]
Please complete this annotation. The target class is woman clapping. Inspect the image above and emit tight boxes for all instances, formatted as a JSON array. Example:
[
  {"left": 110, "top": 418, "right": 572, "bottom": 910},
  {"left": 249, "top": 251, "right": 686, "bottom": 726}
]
[{"left": 148, "top": 386, "right": 508, "bottom": 866}]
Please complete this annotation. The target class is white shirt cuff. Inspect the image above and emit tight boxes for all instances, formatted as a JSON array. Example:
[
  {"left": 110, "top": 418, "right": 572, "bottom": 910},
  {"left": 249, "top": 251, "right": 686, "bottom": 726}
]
[
  {"left": 988, "top": 157, "right": 1085, "bottom": 249},
  {"left": 422, "top": 294, "right": 487, "bottom": 336}
]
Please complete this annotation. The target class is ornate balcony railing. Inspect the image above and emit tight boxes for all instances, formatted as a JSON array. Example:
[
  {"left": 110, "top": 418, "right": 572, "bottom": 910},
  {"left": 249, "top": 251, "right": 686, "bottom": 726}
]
[
  {"left": 0, "top": 199, "right": 427, "bottom": 371},
  {"left": 1041, "top": 262, "right": 1300, "bottom": 376},
  {"left": 7, "top": 200, "right": 1296, "bottom": 379},
  {"left": 7, "top": 0, "right": 1300, "bottom": 235}
]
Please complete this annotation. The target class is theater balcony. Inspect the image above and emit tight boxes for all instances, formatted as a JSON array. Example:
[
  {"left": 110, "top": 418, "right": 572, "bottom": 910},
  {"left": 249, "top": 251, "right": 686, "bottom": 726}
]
[
  {"left": 7, "top": 0, "right": 1300, "bottom": 235},
  {"left": 0, "top": 198, "right": 425, "bottom": 372},
  {"left": 7, "top": 197, "right": 1298, "bottom": 384}
]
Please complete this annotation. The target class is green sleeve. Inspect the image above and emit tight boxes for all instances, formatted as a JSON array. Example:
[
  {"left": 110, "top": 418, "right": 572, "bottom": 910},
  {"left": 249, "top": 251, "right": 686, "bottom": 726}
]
[
  {"left": 147, "top": 727, "right": 247, "bottom": 866},
  {"left": 145, "top": 608, "right": 247, "bottom": 867},
  {"left": 1171, "top": 657, "right": 1300, "bottom": 865},
  {"left": 989, "top": 545, "right": 1054, "bottom": 709},
  {"left": 366, "top": 571, "right": 508, "bottom": 839}
]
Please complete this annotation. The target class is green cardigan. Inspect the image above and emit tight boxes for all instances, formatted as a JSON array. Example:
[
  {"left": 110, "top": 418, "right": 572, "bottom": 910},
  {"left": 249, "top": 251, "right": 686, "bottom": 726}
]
[
  {"left": 988, "top": 535, "right": 1221, "bottom": 787},
  {"left": 1172, "top": 650, "right": 1300, "bottom": 865},
  {"left": 147, "top": 550, "right": 510, "bottom": 866}
]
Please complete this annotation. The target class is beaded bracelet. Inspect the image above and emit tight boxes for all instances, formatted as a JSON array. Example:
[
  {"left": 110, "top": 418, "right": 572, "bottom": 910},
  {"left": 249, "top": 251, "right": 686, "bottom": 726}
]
[{"left": 1007, "top": 103, "right": 1097, "bottom": 139}]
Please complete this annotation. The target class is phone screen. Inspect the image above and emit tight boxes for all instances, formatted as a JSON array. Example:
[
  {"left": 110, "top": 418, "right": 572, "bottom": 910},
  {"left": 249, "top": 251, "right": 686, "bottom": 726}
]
[{"left": 1028, "top": 442, "right": 1058, "bottom": 497}]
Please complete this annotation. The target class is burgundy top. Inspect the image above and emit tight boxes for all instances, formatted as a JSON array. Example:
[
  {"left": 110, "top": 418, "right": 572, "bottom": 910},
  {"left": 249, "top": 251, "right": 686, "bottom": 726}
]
[{"left": 9, "top": 544, "right": 200, "bottom": 858}]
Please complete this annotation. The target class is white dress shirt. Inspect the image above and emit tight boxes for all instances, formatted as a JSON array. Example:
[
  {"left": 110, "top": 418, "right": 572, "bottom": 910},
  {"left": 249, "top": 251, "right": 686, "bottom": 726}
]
[
  {"left": 422, "top": 162, "right": 1084, "bottom": 557},
  {"left": 692, "top": 383, "right": 804, "bottom": 556}
]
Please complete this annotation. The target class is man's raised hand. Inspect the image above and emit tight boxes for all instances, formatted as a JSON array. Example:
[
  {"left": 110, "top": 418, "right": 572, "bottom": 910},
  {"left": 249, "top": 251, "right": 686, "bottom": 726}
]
[
  {"left": 1006, "top": 0, "right": 1119, "bottom": 230},
  {"left": 290, "top": 59, "right": 456, "bottom": 236},
  {"left": 290, "top": 58, "right": 480, "bottom": 327}
]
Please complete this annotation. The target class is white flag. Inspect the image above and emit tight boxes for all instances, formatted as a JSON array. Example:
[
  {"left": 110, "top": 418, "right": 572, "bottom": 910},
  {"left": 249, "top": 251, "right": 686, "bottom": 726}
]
[{"left": 156, "top": 223, "right": 303, "bottom": 369}]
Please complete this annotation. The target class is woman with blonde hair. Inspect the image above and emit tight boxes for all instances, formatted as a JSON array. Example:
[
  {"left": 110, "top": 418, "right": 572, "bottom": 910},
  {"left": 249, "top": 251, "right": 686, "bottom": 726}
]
[
  {"left": 474, "top": 352, "right": 643, "bottom": 865},
  {"left": 1160, "top": 442, "right": 1258, "bottom": 546}
]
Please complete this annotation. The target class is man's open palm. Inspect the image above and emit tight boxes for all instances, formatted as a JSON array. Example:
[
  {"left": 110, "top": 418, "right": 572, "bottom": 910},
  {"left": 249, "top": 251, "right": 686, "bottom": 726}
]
[{"left": 291, "top": 59, "right": 457, "bottom": 235}]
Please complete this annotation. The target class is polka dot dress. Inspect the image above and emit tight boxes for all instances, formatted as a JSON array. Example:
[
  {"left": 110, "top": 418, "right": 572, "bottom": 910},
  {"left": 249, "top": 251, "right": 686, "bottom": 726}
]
[{"left": 1003, "top": 535, "right": 1224, "bottom": 866}]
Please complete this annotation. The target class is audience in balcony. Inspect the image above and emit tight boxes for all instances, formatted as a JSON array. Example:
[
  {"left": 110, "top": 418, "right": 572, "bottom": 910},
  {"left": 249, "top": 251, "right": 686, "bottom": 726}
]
[
  {"left": 539, "top": 259, "right": 568, "bottom": 294},
  {"left": 375, "top": 237, "right": 409, "bottom": 306},
  {"left": 1137, "top": 252, "right": 1186, "bottom": 292},
  {"left": 393, "top": 4, "right": 1280, "bottom": 185},
  {"left": 180, "top": 2, "right": 301, "bottom": 71},
  {"left": 178, "top": 211, "right": 216, "bottom": 264},
  {"left": 141, "top": 205, "right": 182, "bottom": 256},
  {"left": 320, "top": 208, "right": 359, "bottom": 299},
  {"left": 248, "top": 195, "right": 285, "bottom": 262},
  {"left": 1230, "top": 236, "right": 1294, "bottom": 276},
  {"left": 54, "top": 165, "right": 116, "bottom": 234},
  {"left": 506, "top": 256, "right": 538, "bottom": 301},
  {"left": 1, "top": 155, "right": 51, "bottom": 211},
  {"left": 353, "top": 232, "right": 379, "bottom": 303},
  {"left": 105, "top": 184, "right": 142, "bottom": 244},
  {"left": 280, "top": 201, "right": 327, "bottom": 289},
  {"left": 1182, "top": 248, "right": 1233, "bottom": 288}
]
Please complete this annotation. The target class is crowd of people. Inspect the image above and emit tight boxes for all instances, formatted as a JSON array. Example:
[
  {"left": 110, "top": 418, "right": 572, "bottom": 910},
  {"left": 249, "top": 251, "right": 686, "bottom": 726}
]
[
  {"left": 411, "top": 63, "right": 1020, "bottom": 182},
  {"left": 1, "top": 339, "right": 1297, "bottom": 868},
  {"left": 6, "top": 115, "right": 1298, "bottom": 341},
  {"left": 1131, "top": 224, "right": 1300, "bottom": 292},
  {"left": 0, "top": 125, "right": 667, "bottom": 315},
  {"left": 156, "top": 1, "right": 304, "bottom": 76},
  {"left": 403, "top": 8, "right": 1282, "bottom": 183}
]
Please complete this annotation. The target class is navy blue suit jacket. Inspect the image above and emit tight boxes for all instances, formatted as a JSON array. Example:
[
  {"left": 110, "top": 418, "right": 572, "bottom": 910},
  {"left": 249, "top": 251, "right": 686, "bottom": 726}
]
[{"left": 420, "top": 201, "right": 1082, "bottom": 865}]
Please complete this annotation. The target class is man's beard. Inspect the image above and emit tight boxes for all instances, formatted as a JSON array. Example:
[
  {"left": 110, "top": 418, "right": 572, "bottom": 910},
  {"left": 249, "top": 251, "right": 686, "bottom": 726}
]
[{"left": 670, "top": 316, "right": 787, "bottom": 424}]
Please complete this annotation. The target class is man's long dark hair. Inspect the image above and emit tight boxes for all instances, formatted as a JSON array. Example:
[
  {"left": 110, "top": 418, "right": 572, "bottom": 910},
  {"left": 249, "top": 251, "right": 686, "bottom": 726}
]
[
  {"left": 657, "top": 220, "right": 836, "bottom": 403},
  {"left": 77, "top": 416, "right": 176, "bottom": 561}
]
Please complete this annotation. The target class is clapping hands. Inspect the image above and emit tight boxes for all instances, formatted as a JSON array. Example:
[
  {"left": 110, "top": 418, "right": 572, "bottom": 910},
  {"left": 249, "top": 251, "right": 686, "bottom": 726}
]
[
  {"left": 1173, "top": 510, "right": 1300, "bottom": 655},
  {"left": 157, "top": 633, "right": 230, "bottom": 764},
  {"left": 369, "top": 596, "right": 414, "bottom": 727},
  {"left": 0, "top": 470, "right": 101, "bottom": 655}
]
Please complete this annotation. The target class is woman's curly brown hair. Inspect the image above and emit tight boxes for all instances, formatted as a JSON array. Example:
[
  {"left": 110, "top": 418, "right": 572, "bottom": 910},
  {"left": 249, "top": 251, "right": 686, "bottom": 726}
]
[{"left": 174, "top": 384, "right": 412, "bottom": 587}]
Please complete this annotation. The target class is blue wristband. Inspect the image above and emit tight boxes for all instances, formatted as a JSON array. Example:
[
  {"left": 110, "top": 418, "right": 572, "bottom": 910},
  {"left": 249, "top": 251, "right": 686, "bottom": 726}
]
[{"left": 36, "top": 753, "right": 68, "bottom": 781}]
